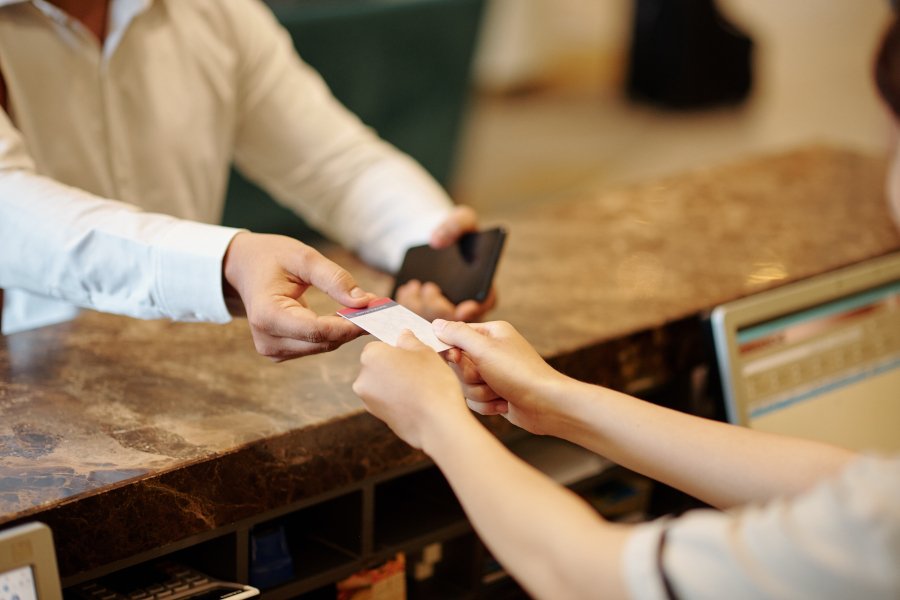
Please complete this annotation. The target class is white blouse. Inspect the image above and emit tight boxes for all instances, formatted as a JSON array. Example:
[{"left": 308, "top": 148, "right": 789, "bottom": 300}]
[{"left": 624, "top": 454, "right": 900, "bottom": 599}]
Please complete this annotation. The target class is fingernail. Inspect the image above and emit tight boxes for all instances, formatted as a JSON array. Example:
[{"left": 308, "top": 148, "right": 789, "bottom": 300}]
[
  {"left": 350, "top": 287, "right": 366, "bottom": 299},
  {"left": 433, "top": 318, "right": 447, "bottom": 330}
]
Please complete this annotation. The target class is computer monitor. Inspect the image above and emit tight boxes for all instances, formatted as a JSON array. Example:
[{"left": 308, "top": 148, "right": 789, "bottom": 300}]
[
  {"left": 710, "top": 252, "right": 900, "bottom": 452},
  {"left": 0, "top": 523, "right": 62, "bottom": 600}
]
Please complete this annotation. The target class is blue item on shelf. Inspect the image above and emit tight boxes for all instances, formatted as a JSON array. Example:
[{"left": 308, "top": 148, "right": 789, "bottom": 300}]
[{"left": 249, "top": 524, "right": 295, "bottom": 589}]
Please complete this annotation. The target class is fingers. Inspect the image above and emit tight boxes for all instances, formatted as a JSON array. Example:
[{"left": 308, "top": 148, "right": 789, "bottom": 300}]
[
  {"left": 448, "top": 355, "right": 499, "bottom": 403},
  {"left": 452, "top": 287, "right": 497, "bottom": 322},
  {"left": 225, "top": 233, "right": 378, "bottom": 359},
  {"left": 357, "top": 336, "right": 504, "bottom": 422},
  {"left": 430, "top": 205, "right": 478, "bottom": 248},
  {"left": 453, "top": 301, "right": 479, "bottom": 323},
  {"left": 445, "top": 347, "right": 464, "bottom": 364},
  {"left": 249, "top": 297, "right": 367, "bottom": 360},
  {"left": 395, "top": 280, "right": 456, "bottom": 321},
  {"left": 398, "top": 278, "right": 496, "bottom": 324},
  {"left": 466, "top": 397, "right": 509, "bottom": 416},
  {"left": 250, "top": 303, "right": 363, "bottom": 349},
  {"left": 253, "top": 304, "right": 361, "bottom": 341},
  {"left": 358, "top": 339, "right": 391, "bottom": 366},
  {"left": 420, "top": 282, "right": 455, "bottom": 317},
  {"left": 462, "top": 382, "right": 500, "bottom": 404},
  {"left": 395, "top": 279, "right": 424, "bottom": 316},
  {"left": 357, "top": 332, "right": 430, "bottom": 367},
  {"left": 224, "top": 233, "right": 375, "bottom": 309},
  {"left": 252, "top": 320, "right": 365, "bottom": 361},
  {"left": 447, "top": 351, "right": 482, "bottom": 385},
  {"left": 446, "top": 347, "right": 501, "bottom": 406},
  {"left": 396, "top": 329, "right": 429, "bottom": 351},
  {"left": 354, "top": 341, "right": 389, "bottom": 399},
  {"left": 293, "top": 248, "right": 375, "bottom": 308},
  {"left": 432, "top": 318, "right": 494, "bottom": 357}
]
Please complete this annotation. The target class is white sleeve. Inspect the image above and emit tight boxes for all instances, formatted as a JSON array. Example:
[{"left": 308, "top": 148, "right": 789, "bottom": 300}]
[
  {"left": 226, "top": 0, "right": 454, "bottom": 273},
  {"left": 0, "top": 111, "right": 241, "bottom": 324},
  {"left": 622, "top": 455, "right": 900, "bottom": 600}
]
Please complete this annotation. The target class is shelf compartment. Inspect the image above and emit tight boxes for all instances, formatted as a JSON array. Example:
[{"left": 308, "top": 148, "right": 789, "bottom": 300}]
[
  {"left": 373, "top": 467, "right": 467, "bottom": 550},
  {"left": 250, "top": 490, "right": 363, "bottom": 589}
]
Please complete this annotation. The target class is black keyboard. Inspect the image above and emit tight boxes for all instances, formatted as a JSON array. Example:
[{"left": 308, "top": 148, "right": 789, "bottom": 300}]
[{"left": 66, "top": 562, "right": 258, "bottom": 600}]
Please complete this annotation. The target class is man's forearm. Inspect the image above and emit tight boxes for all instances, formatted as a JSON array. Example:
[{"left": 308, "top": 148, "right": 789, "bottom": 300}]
[{"left": 0, "top": 170, "right": 239, "bottom": 324}]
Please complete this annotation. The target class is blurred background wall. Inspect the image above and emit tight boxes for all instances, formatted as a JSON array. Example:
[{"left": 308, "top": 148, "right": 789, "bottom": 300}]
[
  {"left": 233, "top": 0, "right": 894, "bottom": 237},
  {"left": 456, "top": 0, "right": 894, "bottom": 214}
]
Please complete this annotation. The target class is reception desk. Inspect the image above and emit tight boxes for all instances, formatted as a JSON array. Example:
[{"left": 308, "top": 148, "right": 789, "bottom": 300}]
[{"left": 1, "top": 146, "right": 898, "bottom": 597}]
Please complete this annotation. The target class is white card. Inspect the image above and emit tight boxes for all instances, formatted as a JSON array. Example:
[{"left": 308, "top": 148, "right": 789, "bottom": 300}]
[{"left": 338, "top": 298, "right": 451, "bottom": 352}]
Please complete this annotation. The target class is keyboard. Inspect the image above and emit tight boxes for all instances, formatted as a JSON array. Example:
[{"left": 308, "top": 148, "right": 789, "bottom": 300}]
[{"left": 66, "top": 561, "right": 259, "bottom": 600}]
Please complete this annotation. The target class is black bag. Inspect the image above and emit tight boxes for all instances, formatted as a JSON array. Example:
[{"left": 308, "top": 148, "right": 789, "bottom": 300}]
[{"left": 627, "top": 0, "right": 754, "bottom": 108}]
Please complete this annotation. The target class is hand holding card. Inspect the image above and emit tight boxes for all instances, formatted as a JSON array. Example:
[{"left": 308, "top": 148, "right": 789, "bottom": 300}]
[{"left": 337, "top": 298, "right": 451, "bottom": 352}]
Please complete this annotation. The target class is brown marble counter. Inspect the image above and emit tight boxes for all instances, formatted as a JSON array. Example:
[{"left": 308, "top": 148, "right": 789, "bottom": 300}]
[
  {"left": 491, "top": 145, "right": 898, "bottom": 357},
  {"left": 1, "top": 145, "right": 898, "bottom": 579}
]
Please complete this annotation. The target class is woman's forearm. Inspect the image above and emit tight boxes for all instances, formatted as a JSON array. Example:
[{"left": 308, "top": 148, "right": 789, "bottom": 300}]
[
  {"left": 423, "top": 414, "right": 631, "bottom": 600},
  {"left": 540, "top": 378, "right": 857, "bottom": 508}
]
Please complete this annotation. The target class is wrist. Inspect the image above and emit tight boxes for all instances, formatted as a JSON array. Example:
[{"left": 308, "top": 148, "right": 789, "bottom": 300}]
[
  {"left": 222, "top": 231, "right": 250, "bottom": 316},
  {"left": 528, "top": 373, "right": 585, "bottom": 438},
  {"left": 222, "top": 231, "right": 249, "bottom": 290},
  {"left": 421, "top": 405, "right": 482, "bottom": 461}
]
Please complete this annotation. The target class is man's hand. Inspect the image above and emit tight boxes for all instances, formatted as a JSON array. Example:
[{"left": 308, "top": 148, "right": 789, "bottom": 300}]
[
  {"left": 223, "top": 232, "right": 375, "bottom": 361},
  {"left": 352, "top": 330, "right": 473, "bottom": 450},
  {"left": 394, "top": 280, "right": 497, "bottom": 322},
  {"left": 395, "top": 205, "right": 498, "bottom": 321},
  {"left": 428, "top": 204, "right": 478, "bottom": 249}
]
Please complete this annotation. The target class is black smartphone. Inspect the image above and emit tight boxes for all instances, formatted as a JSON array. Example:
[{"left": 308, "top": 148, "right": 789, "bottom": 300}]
[{"left": 391, "top": 227, "right": 507, "bottom": 304}]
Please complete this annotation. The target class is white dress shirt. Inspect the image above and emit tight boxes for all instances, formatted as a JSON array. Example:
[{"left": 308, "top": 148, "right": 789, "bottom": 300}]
[
  {"left": 0, "top": 0, "right": 454, "bottom": 334},
  {"left": 623, "top": 454, "right": 900, "bottom": 599}
]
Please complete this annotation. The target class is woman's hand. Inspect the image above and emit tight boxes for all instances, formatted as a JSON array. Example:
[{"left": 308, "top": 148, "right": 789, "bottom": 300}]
[
  {"left": 352, "top": 330, "right": 473, "bottom": 450},
  {"left": 434, "top": 320, "right": 571, "bottom": 435}
]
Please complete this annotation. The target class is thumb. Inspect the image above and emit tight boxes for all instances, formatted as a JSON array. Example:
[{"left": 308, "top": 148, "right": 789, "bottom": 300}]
[
  {"left": 432, "top": 319, "right": 487, "bottom": 357},
  {"left": 300, "top": 251, "right": 374, "bottom": 307},
  {"left": 397, "top": 329, "right": 429, "bottom": 351},
  {"left": 430, "top": 205, "right": 478, "bottom": 248}
]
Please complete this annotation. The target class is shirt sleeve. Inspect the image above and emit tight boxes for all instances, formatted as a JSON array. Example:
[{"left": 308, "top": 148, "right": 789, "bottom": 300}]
[
  {"left": 622, "top": 455, "right": 900, "bottom": 600},
  {"left": 225, "top": 0, "right": 454, "bottom": 273},
  {"left": 0, "top": 110, "right": 242, "bottom": 324}
]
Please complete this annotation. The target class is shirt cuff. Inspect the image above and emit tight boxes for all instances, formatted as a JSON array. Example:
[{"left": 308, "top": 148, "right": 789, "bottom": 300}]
[
  {"left": 154, "top": 221, "right": 245, "bottom": 323},
  {"left": 622, "top": 519, "right": 670, "bottom": 600}
]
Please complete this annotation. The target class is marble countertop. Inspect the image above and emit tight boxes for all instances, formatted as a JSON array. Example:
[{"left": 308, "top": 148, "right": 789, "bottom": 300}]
[
  {"left": 489, "top": 145, "right": 899, "bottom": 357},
  {"left": 1, "top": 145, "right": 898, "bottom": 576}
]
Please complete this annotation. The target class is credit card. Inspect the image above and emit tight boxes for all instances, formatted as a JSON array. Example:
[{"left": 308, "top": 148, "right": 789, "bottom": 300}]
[{"left": 337, "top": 298, "right": 451, "bottom": 352}]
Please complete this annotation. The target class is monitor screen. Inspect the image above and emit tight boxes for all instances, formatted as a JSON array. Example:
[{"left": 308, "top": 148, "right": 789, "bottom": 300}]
[
  {"left": 734, "top": 281, "right": 900, "bottom": 451},
  {"left": 1, "top": 564, "right": 38, "bottom": 600}
]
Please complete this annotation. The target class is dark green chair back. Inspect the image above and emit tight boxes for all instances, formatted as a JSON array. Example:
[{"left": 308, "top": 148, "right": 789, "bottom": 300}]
[{"left": 221, "top": 0, "right": 486, "bottom": 240}]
